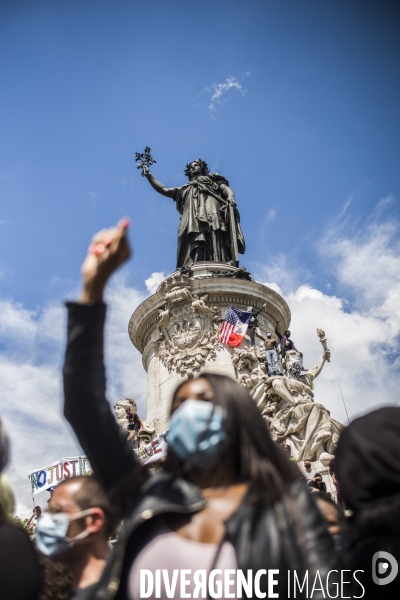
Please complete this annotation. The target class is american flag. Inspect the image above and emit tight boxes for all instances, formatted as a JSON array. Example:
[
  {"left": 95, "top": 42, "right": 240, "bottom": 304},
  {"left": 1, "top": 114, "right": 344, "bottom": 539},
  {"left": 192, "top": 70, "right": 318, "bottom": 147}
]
[{"left": 220, "top": 306, "right": 252, "bottom": 347}]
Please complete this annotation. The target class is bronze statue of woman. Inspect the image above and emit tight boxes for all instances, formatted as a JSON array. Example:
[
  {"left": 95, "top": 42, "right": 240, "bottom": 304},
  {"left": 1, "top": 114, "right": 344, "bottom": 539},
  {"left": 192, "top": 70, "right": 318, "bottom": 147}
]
[{"left": 142, "top": 159, "right": 245, "bottom": 269}]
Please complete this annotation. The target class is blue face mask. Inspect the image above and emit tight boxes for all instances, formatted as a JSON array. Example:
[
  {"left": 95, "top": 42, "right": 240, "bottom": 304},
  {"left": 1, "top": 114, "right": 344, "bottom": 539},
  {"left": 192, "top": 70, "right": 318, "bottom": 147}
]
[
  {"left": 35, "top": 508, "right": 94, "bottom": 557},
  {"left": 167, "top": 399, "right": 227, "bottom": 468}
]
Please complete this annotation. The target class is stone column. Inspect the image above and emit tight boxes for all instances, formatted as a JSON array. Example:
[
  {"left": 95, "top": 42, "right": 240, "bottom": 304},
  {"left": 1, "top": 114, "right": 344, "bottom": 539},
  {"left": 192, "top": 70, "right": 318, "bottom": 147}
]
[{"left": 129, "top": 262, "right": 290, "bottom": 434}]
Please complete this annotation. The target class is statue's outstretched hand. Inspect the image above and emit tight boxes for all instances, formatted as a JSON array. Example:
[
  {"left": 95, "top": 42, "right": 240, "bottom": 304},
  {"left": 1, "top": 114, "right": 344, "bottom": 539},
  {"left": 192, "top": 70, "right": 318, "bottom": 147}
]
[
  {"left": 323, "top": 350, "right": 331, "bottom": 362},
  {"left": 142, "top": 164, "right": 150, "bottom": 177},
  {"left": 80, "top": 218, "right": 131, "bottom": 304}
]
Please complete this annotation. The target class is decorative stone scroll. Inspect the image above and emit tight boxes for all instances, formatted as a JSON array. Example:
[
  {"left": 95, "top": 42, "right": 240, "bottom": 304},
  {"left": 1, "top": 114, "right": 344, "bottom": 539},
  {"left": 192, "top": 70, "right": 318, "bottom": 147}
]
[
  {"left": 158, "top": 325, "right": 220, "bottom": 378},
  {"left": 150, "top": 273, "right": 225, "bottom": 377}
]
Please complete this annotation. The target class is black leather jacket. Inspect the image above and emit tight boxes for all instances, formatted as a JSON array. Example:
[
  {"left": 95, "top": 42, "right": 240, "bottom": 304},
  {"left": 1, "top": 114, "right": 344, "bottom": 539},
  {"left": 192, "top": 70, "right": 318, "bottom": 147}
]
[{"left": 63, "top": 303, "right": 338, "bottom": 600}]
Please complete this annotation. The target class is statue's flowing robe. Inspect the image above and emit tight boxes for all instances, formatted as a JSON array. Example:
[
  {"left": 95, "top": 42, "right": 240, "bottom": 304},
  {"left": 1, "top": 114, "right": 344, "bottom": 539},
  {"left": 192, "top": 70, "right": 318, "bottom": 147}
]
[
  {"left": 172, "top": 174, "right": 245, "bottom": 268},
  {"left": 251, "top": 373, "right": 345, "bottom": 462}
]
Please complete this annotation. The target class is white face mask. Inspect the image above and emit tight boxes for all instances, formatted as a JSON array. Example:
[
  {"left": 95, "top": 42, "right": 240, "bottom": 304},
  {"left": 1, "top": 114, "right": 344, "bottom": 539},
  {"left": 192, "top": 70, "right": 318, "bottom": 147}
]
[{"left": 35, "top": 508, "right": 95, "bottom": 557}]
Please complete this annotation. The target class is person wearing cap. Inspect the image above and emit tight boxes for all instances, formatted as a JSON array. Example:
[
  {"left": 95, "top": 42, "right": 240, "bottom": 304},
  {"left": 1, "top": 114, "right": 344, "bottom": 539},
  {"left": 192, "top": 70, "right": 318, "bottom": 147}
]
[
  {"left": 275, "top": 320, "right": 297, "bottom": 358},
  {"left": 259, "top": 331, "right": 281, "bottom": 376},
  {"left": 308, "top": 473, "right": 328, "bottom": 493}
]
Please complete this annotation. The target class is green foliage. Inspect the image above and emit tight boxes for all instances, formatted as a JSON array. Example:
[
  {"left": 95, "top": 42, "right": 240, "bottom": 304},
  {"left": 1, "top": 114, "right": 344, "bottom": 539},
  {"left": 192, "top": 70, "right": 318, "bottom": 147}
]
[{"left": 12, "top": 515, "right": 34, "bottom": 536}]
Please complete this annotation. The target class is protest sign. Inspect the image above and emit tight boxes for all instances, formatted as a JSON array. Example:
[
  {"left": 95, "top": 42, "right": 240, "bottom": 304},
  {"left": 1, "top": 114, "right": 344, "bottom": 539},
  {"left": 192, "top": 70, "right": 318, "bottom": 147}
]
[
  {"left": 135, "top": 432, "right": 168, "bottom": 466},
  {"left": 29, "top": 456, "right": 92, "bottom": 497}
]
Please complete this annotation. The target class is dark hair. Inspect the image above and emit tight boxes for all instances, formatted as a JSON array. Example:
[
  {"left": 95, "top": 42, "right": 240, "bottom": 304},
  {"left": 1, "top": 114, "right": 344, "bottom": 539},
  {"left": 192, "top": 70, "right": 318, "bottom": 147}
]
[
  {"left": 35, "top": 549, "right": 73, "bottom": 600},
  {"left": 315, "top": 492, "right": 345, "bottom": 534},
  {"left": 284, "top": 330, "right": 290, "bottom": 337},
  {"left": 58, "top": 476, "right": 118, "bottom": 538},
  {"left": 0, "top": 420, "right": 9, "bottom": 473},
  {"left": 184, "top": 159, "right": 209, "bottom": 180},
  {"left": 165, "top": 373, "right": 297, "bottom": 505},
  {"left": 316, "top": 492, "right": 342, "bottom": 512},
  {"left": 35, "top": 505, "right": 41, "bottom": 511}
]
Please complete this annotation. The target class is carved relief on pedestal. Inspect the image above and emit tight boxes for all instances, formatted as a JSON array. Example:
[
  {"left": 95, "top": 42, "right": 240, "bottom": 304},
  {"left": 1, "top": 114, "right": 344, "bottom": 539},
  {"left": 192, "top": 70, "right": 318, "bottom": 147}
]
[
  {"left": 165, "top": 285, "right": 193, "bottom": 305},
  {"left": 158, "top": 304, "right": 170, "bottom": 329},
  {"left": 157, "top": 272, "right": 190, "bottom": 294},
  {"left": 232, "top": 345, "right": 267, "bottom": 389},
  {"left": 191, "top": 294, "right": 218, "bottom": 316},
  {"left": 158, "top": 325, "right": 220, "bottom": 378},
  {"left": 155, "top": 283, "right": 222, "bottom": 378}
]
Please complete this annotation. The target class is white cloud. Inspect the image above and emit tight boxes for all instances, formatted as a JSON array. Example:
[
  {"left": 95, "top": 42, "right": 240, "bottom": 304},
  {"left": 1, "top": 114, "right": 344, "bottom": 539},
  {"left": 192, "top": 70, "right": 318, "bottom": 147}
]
[
  {"left": 266, "top": 209, "right": 276, "bottom": 222},
  {"left": 336, "top": 195, "right": 354, "bottom": 220},
  {"left": 376, "top": 193, "right": 395, "bottom": 212},
  {"left": 2, "top": 211, "right": 399, "bottom": 517},
  {"left": 145, "top": 272, "right": 165, "bottom": 294},
  {"left": 205, "top": 76, "right": 247, "bottom": 116},
  {"left": 260, "top": 217, "right": 400, "bottom": 426},
  {"left": 325, "top": 221, "right": 400, "bottom": 313},
  {"left": 257, "top": 253, "right": 303, "bottom": 294},
  {"left": 285, "top": 284, "right": 399, "bottom": 424},
  {"left": 0, "top": 300, "right": 37, "bottom": 344},
  {"left": 262, "top": 281, "right": 283, "bottom": 295},
  {"left": 0, "top": 275, "right": 147, "bottom": 517},
  {"left": 104, "top": 275, "right": 148, "bottom": 406}
]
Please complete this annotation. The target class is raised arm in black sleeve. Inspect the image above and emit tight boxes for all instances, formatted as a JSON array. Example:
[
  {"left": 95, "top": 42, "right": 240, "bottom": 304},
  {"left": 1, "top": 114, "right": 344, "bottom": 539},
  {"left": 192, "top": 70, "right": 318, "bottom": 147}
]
[
  {"left": 63, "top": 302, "right": 144, "bottom": 493},
  {"left": 275, "top": 324, "right": 284, "bottom": 341}
]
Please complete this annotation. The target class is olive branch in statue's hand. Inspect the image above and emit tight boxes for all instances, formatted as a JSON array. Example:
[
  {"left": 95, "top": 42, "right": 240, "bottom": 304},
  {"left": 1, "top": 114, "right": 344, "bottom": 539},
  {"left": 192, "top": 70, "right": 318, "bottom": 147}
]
[{"left": 134, "top": 146, "right": 156, "bottom": 176}]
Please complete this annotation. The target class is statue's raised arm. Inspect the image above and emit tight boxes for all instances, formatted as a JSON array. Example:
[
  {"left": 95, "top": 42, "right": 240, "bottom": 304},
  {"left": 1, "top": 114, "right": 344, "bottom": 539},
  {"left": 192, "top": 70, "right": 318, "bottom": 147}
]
[
  {"left": 142, "top": 164, "right": 178, "bottom": 198},
  {"left": 307, "top": 349, "right": 331, "bottom": 381},
  {"left": 136, "top": 152, "right": 245, "bottom": 269}
]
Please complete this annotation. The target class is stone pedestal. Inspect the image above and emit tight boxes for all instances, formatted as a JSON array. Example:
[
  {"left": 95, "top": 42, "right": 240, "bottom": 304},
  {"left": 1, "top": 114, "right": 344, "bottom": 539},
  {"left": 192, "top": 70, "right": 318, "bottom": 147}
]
[{"left": 128, "top": 262, "right": 290, "bottom": 435}]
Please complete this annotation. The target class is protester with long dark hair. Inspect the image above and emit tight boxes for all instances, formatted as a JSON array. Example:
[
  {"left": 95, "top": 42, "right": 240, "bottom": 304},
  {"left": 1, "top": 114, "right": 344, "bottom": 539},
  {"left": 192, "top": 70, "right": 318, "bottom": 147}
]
[
  {"left": 336, "top": 407, "right": 400, "bottom": 599},
  {"left": 62, "top": 220, "right": 337, "bottom": 599}
]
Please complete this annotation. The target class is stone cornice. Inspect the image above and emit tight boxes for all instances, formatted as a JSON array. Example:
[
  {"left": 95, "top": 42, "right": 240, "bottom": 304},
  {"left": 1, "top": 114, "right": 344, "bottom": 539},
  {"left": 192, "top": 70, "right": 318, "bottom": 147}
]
[{"left": 128, "top": 268, "right": 290, "bottom": 356}]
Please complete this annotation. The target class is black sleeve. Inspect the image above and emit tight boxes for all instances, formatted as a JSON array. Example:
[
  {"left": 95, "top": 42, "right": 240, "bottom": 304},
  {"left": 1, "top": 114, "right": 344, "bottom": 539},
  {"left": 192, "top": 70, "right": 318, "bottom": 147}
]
[
  {"left": 292, "top": 483, "right": 339, "bottom": 593},
  {"left": 63, "top": 302, "right": 144, "bottom": 493},
  {"left": 275, "top": 325, "right": 283, "bottom": 341},
  {"left": 0, "top": 523, "right": 41, "bottom": 600}
]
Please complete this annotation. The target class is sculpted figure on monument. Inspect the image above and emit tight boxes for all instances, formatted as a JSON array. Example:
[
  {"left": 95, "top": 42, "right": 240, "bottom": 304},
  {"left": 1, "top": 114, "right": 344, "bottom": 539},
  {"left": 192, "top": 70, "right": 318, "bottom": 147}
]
[
  {"left": 114, "top": 398, "right": 156, "bottom": 446},
  {"left": 141, "top": 159, "right": 245, "bottom": 268},
  {"left": 158, "top": 304, "right": 170, "bottom": 329},
  {"left": 191, "top": 294, "right": 217, "bottom": 316},
  {"left": 114, "top": 397, "right": 138, "bottom": 433},
  {"left": 249, "top": 333, "right": 344, "bottom": 463}
]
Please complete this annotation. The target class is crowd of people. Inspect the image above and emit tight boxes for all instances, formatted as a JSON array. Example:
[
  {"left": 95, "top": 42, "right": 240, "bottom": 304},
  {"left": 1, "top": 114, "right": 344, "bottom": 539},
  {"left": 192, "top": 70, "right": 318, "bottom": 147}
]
[{"left": 1, "top": 220, "right": 400, "bottom": 599}]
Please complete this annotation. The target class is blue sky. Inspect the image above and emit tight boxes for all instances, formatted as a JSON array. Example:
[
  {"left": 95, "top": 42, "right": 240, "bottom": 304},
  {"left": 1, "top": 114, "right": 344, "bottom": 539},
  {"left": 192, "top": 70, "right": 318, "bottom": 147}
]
[{"left": 0, "top": 0, "right": 399, "bottom": 513}]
